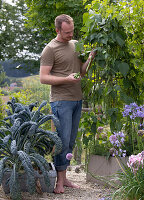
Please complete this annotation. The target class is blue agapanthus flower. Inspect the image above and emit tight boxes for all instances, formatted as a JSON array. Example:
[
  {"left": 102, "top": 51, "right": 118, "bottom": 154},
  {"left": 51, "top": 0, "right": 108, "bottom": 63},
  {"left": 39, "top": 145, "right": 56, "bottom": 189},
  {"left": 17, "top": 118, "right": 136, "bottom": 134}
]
[{"left": 122, "top": 103, "right": 144, "bottom": 119}]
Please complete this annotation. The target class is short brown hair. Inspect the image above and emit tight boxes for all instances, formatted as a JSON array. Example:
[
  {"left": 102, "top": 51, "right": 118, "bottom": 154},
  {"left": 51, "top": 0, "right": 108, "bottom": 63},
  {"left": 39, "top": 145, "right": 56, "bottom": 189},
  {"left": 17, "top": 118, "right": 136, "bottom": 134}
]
[{"left": 55, "top": 14, "right": 73, "bottom": 30}]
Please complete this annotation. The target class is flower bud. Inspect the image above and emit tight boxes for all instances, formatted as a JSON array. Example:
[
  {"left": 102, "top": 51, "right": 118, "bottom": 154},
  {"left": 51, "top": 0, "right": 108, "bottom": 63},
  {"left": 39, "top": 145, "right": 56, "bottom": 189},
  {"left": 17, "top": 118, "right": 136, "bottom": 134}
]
[{"left": 66, "top": 153, "right": 73, "bottom": 160}]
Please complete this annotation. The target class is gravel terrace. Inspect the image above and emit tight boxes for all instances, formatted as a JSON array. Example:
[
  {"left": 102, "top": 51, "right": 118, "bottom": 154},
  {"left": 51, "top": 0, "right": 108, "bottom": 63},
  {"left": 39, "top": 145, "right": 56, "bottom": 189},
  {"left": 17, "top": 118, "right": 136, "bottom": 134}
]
[{"left": 0, "top": 165, "right": 113, "bottom": 200}]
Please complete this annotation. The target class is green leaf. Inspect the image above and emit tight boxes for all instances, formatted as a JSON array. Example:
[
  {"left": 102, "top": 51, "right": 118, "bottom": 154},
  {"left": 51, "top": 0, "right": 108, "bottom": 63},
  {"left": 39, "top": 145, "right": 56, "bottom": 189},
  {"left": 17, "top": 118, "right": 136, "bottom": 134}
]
[
  {"left": 90, "top": 33, "right": 97, "bottom": 42},
  {"left": 120, "top": 92, "right": 134, "bottom": 104},
  {"left": 118, "top": 62, "right": 129, "bottom": 77},
  {"left": 115, "top": 33, "right": 125, "bottom": 46},
  {"left": 75, "top": 40, "right": 84, "bottom": 52},
  {"left": 83, "top": 12, "right": 91, "bottom": 27},
  {"left": 92, "top": 2, "right": 100, "bottom": 10},
  {"left": 93, "top": 14, "right": 102, "bottom": 23}
]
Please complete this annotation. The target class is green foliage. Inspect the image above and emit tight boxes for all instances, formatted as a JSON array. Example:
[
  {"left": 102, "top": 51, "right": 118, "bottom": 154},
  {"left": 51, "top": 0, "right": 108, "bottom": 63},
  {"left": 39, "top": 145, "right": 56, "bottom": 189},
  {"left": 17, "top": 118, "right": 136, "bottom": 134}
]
[
  {"left": 79, "top": 110, "right": 112, "bottom": 157},
  {"left": 9, "top": 76, "right": 51, "bottom": 131},
  {"left": 89, "top": 0, "right": 144, "bottom": 71},
  {"left": 0, "top": 64, "right": 9, "bottom": 87},
  {"left": 113, "top": 155, "right": 144, "bottom": 200},
  {"left": 76, "top": 2, "right": 144, "bottom": 134},
  {"left": 0, "top": 97, "right": 62, "bottom": 199},
  {"left": 25, "top": 0, "right": 91, "bottom": 41},
  {"left": 0, "top": 95, "right": 3, "bottom": 123},
  {"left": 0, "top": 89, "right": 7, "bottom": 124},
  {"left": 0, "top": 0, "right": 44, "bottom": 69},
  {"left": 22, "top": 75, "right": 51, "bottom": 103}
]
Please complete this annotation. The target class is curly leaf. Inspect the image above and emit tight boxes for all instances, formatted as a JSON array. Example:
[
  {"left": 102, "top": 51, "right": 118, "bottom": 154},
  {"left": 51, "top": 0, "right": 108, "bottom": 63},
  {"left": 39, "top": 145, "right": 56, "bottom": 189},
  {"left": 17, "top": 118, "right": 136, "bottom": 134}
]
[
  {"left": 3, "top": 135, "right": 11, "bottom": 145},
  {"left": 31, "top": 153, "right": 50, "bottom": 171},
  {"left": 38, "top": 101, "right": 47, "bottom": 112},
  {"left": 15, "top": 110, "right": 31, "bottom": 122},
  {"left": 1, "top": 120, "right": 11, "bottom": 128},
  {"left": 0, "top": 127, "right": 11, "bottom": 135},
  {"left": 9, "top": 164, "right": 21, "bottom": 200},
  {"left": 31, "top": 111, "right": 40, "bottom": 122},
  {"left": 10, "top": 118, "right": 21, "bottom": 137},
  {"left": 37, "top": 129, "right": 62, "bottom": 155},
  {"left": 30, "top": 154, "right": 50, "bottom": 188},
  {"left": 28, "top": 102, "right": 38, "bottom": 112},
  {"left": 4, "top": 113, "right": 17, "bottom": 124},
  {"left": 7, "top": 100, "right": 15, "bottom": 113},
  {"left": 6, "top": 109, "right": 12, "bottom": 116},
  {"left": 37, "top": 114, "right": 60, "bottom": 128},
  {"left": 24, "top": 141, "right": 31, "bottom": 154},
  {"left": 18, "top": 121, "right": 32, "bottom": 132},
  {"left": 14, "top": 103, "right": 24, "bottom": 113},
  {"left": 11, "top": 140, "right": 17, "bottom": 155},
  {"left": 0, "top": 157, "right": 8, "bottom": 185},
  {"left": 17, "top": 151, "right": 36, "bottom": 194},
  {"left": 17, "top": 151, "right": 34, "bottom": 173},
  {"left": 27, "top": 123, "right": 37, "bottom": 136}
]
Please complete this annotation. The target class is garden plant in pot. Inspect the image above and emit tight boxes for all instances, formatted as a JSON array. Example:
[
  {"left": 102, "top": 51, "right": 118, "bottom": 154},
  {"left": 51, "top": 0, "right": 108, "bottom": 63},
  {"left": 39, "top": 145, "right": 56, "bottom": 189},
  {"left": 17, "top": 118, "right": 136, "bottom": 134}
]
[{"left": 0, "top": 97, "right": 62, "bottom": 200}]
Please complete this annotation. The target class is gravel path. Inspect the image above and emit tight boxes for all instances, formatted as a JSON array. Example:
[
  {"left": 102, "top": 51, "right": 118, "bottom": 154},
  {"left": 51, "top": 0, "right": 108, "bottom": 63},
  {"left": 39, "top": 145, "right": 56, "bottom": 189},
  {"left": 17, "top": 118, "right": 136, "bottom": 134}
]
[{"left": 0, "top": 165, "right": 113, "bottom": 200}]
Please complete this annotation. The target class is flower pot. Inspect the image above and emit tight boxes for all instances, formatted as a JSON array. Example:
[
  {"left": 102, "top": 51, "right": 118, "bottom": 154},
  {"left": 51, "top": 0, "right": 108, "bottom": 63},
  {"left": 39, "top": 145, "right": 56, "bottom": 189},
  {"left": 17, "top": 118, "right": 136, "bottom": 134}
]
[
  {"left": 86, "top": 155, "right": 128, "bottom": 186},
  {"left": 2, "top": 163, "right": 56, "bottom": 194}
]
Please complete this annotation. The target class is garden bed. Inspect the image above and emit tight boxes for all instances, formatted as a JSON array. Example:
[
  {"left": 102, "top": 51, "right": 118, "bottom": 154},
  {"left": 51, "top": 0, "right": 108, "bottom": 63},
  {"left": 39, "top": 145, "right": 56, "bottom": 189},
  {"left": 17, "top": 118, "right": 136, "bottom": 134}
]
[{"left": 87, "top": 155, "right": 128, "bottom": 186}]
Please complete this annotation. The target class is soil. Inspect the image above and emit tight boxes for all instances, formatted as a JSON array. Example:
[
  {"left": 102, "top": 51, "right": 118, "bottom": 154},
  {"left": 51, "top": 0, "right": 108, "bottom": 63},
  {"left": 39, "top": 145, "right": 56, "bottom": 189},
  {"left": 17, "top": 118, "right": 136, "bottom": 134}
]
[{"left": 0, "top": 165, "right": 113, "bottom": 200}]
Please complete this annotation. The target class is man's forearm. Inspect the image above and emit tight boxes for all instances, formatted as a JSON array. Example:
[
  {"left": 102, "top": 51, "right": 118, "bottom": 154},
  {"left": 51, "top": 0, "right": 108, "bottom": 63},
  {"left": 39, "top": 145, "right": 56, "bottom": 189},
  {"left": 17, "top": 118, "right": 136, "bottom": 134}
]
[
  {"left": 40, "top": 74, "right": 68, "bottom": 85},
  {"left": 40, "top": 73, "right": 81, "bottom": 85}
]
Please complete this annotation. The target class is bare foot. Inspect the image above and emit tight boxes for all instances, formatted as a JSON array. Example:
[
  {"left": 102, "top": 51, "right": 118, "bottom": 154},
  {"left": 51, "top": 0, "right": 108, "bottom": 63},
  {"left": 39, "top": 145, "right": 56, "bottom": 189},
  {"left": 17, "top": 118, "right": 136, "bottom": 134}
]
[
  {"left": 64, "top": 179, "right": 80, "bottom": 188},
  {"left": 54, "top": 183, "right": 65, "bottom": 194}
]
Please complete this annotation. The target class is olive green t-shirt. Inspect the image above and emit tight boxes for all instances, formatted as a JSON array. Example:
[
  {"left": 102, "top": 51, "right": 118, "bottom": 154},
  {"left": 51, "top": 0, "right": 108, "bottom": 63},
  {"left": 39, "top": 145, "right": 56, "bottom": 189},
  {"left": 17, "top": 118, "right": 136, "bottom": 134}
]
[{"left": 40, "top": 39, "right": 83, "bottom": 102}]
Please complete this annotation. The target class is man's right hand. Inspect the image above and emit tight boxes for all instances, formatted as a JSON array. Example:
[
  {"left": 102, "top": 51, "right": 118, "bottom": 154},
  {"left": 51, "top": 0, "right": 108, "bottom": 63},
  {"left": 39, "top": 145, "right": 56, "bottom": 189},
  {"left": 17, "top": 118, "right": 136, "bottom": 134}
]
[{"left": 66, "top": 73, "right": 81, "bottom": 83}]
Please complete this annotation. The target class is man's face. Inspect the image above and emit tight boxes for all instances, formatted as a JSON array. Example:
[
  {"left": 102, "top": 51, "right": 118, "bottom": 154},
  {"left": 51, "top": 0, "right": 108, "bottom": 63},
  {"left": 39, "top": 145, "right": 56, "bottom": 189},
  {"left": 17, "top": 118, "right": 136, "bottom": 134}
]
[{"left": 58, "top": 22, "right": 74, "bottom": 42}]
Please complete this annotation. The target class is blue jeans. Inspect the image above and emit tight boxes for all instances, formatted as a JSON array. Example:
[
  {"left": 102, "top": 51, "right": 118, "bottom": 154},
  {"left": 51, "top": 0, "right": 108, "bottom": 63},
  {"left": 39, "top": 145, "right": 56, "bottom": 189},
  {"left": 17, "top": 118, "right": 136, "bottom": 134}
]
[{"left": 50, "top": 100, "right": 82, "bottom": 171}]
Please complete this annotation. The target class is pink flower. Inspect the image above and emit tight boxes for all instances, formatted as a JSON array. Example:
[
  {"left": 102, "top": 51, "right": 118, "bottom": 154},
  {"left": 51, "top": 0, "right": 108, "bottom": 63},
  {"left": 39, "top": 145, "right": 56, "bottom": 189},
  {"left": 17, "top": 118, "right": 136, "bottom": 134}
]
[
  {"left": 66, "top": 153, "right": 73, "bottom": 160},
  {"left": 127, "top": 152, "right": 144, "bottom": 173}
]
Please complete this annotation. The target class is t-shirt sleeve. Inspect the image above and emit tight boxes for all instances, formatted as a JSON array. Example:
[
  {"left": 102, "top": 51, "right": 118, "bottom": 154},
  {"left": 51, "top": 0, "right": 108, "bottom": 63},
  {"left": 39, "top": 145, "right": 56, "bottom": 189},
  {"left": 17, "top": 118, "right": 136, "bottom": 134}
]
[{"left": 40, "top": 45, "right": 54, "bottom": 66}]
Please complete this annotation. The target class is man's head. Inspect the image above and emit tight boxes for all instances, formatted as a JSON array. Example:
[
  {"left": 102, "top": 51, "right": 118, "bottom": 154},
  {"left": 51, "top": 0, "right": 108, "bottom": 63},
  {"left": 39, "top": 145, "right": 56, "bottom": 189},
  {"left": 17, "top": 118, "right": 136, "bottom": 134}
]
[{"left": 55, "top": 14, "right": 74, "bottom": 42}]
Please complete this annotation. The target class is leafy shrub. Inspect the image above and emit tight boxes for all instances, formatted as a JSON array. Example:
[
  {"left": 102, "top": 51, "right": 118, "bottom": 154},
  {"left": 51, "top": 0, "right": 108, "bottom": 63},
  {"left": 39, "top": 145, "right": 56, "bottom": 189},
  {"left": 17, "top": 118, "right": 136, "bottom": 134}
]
[
  {"left": 0, "top": 97, "right": 62, "bottom": 200},
  {"left": 22, "top": 75, "right": 50, "bottom": 102},
  {"left": 1, "top": 90, "right": 9, "bottom": 96}
]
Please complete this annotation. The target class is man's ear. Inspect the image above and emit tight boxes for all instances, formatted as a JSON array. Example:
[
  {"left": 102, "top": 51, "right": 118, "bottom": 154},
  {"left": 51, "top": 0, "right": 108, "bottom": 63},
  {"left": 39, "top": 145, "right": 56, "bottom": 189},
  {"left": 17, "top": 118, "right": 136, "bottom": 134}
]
[{"left": 56, "top": 28, "right": 60, "bottom": 34}]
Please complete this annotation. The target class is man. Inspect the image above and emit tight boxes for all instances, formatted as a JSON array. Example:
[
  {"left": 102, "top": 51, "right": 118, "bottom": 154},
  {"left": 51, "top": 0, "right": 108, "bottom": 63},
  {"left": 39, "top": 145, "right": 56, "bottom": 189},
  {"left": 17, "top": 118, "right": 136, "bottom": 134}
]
[{"left": 40, "top": 14, "right": 96, "bottom": 194}]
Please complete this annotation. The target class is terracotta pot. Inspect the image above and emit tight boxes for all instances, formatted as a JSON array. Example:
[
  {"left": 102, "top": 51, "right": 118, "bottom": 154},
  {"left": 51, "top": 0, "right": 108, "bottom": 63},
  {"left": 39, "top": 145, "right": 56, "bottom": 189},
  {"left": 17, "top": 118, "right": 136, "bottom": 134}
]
[{"left": 2, "top": 163, "right": 56, "bottom": 194}]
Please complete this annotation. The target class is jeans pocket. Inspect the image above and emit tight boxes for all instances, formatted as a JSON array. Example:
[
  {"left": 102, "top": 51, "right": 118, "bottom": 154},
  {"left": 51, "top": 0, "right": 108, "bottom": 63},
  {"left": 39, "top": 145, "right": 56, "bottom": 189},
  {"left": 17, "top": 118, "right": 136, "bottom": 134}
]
[{"left": 50, "top": 101, "right": 61, "bottom": 116}]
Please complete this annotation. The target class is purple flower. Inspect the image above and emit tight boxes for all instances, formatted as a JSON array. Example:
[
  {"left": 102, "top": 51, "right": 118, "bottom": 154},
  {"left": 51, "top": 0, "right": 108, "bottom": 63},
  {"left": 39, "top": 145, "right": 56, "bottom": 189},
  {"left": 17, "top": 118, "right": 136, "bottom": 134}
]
[
  {"left": 121, "top": 137, "right": 125, "bottom": 143},
  {"left": 122, "top": 153, "right": 126, "bottom": 157},
  {"left": 122, "top": 103, "right": 144, "bottom": 119},
  {"left": 109, "top": 135, "right": 117, "bottom": 144},
  {"left": 66, "top": 153, "right": 73, "bottom": 160},
  {"left": 109, "top": 131, "right": 126, "bottom": 157},
  {"left": 97, "top": 126, "right": 103, "bottom": 133},
  {"left": 118, "top": 131, "right": 125, "bottom": 137},
  {"left": 137, "top": 111, "right": 144, "bottom": 118}
]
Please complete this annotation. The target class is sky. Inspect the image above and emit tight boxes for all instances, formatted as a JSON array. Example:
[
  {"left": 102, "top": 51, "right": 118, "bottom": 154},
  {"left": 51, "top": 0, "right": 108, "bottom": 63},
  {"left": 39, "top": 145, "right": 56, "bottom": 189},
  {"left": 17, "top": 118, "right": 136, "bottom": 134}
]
[{"left": 4, "top": 0, "right": 15, "bottom": 5}]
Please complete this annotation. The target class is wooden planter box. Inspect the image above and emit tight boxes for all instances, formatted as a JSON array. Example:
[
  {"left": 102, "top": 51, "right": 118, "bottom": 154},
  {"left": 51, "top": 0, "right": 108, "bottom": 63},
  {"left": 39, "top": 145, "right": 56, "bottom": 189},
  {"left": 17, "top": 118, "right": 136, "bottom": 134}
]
[
  {"left": 2, "top": 163, "right": 56, "bottom": 194},
  {"left": 86, "top": 155, "right": 128, "bottom": 186}
]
